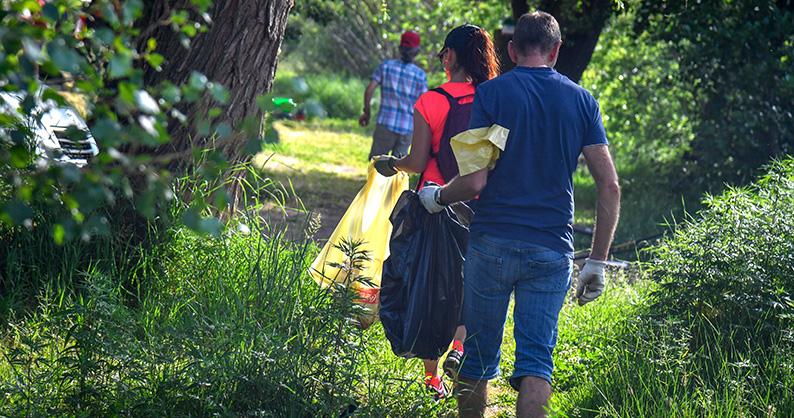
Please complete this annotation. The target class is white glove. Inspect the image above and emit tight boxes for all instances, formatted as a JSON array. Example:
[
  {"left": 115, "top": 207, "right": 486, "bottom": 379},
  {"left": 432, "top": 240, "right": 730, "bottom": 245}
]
[
  {"left": 418, "top": 185, "right": 445, "bottom": 214},
  {"left": 576, "top": 258, "right": 607, "bottom": 305}
]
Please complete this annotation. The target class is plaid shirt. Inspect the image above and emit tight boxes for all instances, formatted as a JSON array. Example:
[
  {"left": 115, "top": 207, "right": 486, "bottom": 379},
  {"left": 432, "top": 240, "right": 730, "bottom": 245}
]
[{"left": 372, "top": 59, "right": 427, "bottom": 135}]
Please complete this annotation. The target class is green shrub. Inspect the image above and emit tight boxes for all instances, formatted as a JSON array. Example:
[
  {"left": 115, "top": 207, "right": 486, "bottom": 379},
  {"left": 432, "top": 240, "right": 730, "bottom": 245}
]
[
  {"left": 272, "top": 70, "right": 377, "bottom": 120},
  {"left": 649, "top": 158, "right": 794, "bottom": 342},
  {"left": 0, "top": 166, "right": 450, "bottom": 415},
  {"left": 0, "top": 1, "right": 239, "bottom": 242},
  {"left": 0, "top": 218, "right": 449, "bottom": 416}
]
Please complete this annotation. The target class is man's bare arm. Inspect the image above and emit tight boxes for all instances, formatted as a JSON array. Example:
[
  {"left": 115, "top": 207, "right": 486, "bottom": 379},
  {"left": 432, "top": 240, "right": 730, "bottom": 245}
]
[
  {"left": 438, "top": 168, "right": 489, "bottom": 204},
  {"left": 582, "top": 144, "right": 621, "bottom": 260},
  {"left": 359, "top": 80, "right": 378, "bottom": 126}
]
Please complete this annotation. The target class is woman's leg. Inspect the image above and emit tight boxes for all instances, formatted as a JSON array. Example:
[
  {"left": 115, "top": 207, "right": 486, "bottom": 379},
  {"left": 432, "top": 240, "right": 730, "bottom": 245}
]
[
  {"left": 423, "top": 359, "right": 439, "bottom": 376},
  {"left": 444, "top": 326, "right": 467, "bottom": 379},
  {"left": 423, "top": 358, "right": 448, "bottom": 399},
  {"left": 453, "top": 325, "right": 466, "bottom": 343}
]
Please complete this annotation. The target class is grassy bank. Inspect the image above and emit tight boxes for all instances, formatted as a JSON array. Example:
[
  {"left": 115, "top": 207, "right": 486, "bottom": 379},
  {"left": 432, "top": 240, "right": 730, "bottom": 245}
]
[{"left": 1, "top": 121, "right": 791, "bottom": 416}]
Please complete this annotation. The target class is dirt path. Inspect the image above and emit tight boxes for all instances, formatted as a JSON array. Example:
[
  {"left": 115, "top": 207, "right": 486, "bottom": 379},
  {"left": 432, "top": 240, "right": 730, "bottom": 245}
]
[{"left": 253, "top": 121, "right": 370, "bottom": 242}]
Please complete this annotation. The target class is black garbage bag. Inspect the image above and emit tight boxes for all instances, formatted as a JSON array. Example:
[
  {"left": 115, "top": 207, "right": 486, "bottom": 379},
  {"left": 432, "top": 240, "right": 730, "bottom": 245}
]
[{"left": 379, "top": 190, "right": 472, "bottom": 359}]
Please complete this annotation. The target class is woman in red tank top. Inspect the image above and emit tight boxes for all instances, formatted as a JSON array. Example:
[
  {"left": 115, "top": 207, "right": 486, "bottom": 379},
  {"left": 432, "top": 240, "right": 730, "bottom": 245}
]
[{"left": 374, "top": 24, "right": 499, "bottom": 399}]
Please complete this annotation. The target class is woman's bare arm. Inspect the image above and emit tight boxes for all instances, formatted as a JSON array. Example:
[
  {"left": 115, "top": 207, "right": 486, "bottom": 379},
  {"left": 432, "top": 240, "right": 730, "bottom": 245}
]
[{"left": 394, "top": 112, "right": 432, "bottom": 174}]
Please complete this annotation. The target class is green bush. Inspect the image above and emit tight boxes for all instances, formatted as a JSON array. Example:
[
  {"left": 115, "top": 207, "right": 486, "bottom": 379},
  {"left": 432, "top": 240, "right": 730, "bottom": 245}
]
[
  {"left": 0, "top": 0, "right": 244, "bottom": 243},
  {"left": 649, "top": 158, "right": 794, "bottom": 342},
  {"left": 272, "top": 70, "right": 376, "bottom": 120},
  {"left": 0, "top": 215, "right": 450, "bottom": 416},
  {"left": 635, "top": 0, "right": 794, "bottom": 192}
]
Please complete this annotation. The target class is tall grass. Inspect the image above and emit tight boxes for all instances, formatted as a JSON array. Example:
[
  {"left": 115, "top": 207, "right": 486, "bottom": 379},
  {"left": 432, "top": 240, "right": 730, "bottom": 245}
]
[{"left": 0, "top": 164, "right": 450, "bottom": 417}]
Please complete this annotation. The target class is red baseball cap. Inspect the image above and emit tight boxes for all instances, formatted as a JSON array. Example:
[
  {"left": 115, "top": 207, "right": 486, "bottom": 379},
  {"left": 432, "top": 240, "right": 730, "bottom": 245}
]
[{"left": 400, "top": 31, "right": 421, "bottom": 48}]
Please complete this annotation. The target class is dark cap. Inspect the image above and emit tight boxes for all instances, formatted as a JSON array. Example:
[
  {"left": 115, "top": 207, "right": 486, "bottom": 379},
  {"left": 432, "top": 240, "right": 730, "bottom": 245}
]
[{"left": 441, "top": 24, "right": 481, "bottom": 54}]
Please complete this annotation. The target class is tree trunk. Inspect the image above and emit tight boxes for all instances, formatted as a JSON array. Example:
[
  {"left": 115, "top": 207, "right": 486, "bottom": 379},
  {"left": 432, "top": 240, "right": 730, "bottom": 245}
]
[
  {"left": 505, "top": 0, "right": 612, "bottom": 83},
  {"left": 137, "top": 0, "right": 293, "bottom": 173},
  {"left": 539, "top": 0, "right": 612, "bottom": 83}
]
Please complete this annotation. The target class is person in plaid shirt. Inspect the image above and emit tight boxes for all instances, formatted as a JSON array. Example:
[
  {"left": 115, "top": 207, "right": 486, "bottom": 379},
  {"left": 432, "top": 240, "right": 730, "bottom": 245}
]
[{"left": 359, "top": 31, "right": 428, "bottom": 159}]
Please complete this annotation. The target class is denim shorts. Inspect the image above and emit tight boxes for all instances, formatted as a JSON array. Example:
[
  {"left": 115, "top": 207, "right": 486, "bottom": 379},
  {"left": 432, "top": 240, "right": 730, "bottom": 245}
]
[{"left": 459, "top": 233, "right": 572, "bottom": 389}]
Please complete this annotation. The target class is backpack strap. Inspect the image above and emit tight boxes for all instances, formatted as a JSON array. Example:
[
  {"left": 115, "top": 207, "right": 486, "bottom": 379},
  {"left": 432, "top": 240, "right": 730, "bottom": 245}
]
[{"left": 431, "top": 87, "right": 474, "bottom": 103}]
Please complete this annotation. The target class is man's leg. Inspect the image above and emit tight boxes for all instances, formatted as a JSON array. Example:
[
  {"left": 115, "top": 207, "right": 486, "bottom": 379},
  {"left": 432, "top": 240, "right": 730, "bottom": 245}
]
[
  {"left": 456, "top": 234, "right": 513, "bottom": 418},
  {"left": 391, "top": 133, "right": 412, "bottom": 158},
  {"left": 510, "top": 245, "right": 572, "bottom": 418},
  {"left": 456, "top": 378, "right": 488, "bottom": 418},
  {"left": 516, "top": 376, "right": 552, "bottom": 418},
  {"left": 368, "top": 124, "right": 397, "bottom": 159}
]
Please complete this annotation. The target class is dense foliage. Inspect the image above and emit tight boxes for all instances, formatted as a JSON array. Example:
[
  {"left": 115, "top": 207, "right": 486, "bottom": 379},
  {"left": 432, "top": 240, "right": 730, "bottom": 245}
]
[
  {"left": 549, "top": 160, "right": 794, "bottom": 416},
  {"left": 0, "top": 1, "right": 261, "bottom": 243},
  {"left": 650, "top": 158, "right": 794, "bottom": 341},
  {"left": 633, "top": 0, "right": 793, "bottom": 192},
  {"left": 285, "top": 0, "right": 508, "bottom": 79}
]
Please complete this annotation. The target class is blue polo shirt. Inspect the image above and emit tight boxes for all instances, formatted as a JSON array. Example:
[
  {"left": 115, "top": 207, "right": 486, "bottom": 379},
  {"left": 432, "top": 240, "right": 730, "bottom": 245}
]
[{"left": 468, "top": 66, "right": 608, "bottom": 255}]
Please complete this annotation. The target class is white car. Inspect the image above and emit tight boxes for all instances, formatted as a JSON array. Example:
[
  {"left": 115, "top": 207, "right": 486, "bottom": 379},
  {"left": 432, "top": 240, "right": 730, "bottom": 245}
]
[{"left": 1, "top": 90, "right": 98, "bottom": 167}]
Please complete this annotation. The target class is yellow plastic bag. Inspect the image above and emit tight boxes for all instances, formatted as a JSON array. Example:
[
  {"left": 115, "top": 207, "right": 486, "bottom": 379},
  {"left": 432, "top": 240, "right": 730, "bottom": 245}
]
[
  {"left": 309, "top": 163, "right": 409, "bottom": 329},
  {"left": 451, "top": 124, "right": 510, "bottom": 176}
]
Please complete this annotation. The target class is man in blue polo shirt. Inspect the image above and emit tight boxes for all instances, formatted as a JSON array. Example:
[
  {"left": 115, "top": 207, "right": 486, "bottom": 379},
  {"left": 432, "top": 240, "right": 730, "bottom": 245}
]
[{"left": 418, "top": 12, "right": 621, "bottom": 418}]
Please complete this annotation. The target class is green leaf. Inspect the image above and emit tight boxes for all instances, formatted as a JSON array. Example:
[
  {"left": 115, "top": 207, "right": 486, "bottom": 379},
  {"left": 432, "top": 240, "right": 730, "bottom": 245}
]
[
  {"left": 256, "top": 94, "right": 275, "bottom": 112},
  {"left": 244, "top": 137, "right": 265, "bottom": 154},
  {"left": 198, "top": 217, "right": 224, "bottom": 237},
  {"left": 109, "top": 54, "right": 133, "bottom": 79},
  {"left": 90, "top": 118, "right": 123, "bottom": 147},
  {"left": 209, "top": 83, "right": 229, "bottom": 104},
  {"left": 182, "top": 24, "right": 197, "bottom": 37},
  {"left": 53, "top": 223, "right": 65, "bottom": 245},
  {"left": 196, "top": 120, "right": 211, "bottom": 136},
  {"left": 191, "top": 0, "right": 213, "bottom": 11},
  {"left": 181, "top": 206, "right": 201, "bottom": 230},
  {"left": 264, "top": 127, "right": 280, "bottom": 144},
  {"left": 161, "top": 83, "right": 181, "bottom": 102},
  {"left": 2, "top": 199, "right": 33, "bottom": 225},
  {"left": 214, "top": 122, "right": 232, "bottom": 139},
  {"left": 122, "top": 0, "right": 143, "bottom": 26},
  {"left": 118, "top": 81, "right": 136, "bottom": 104},
  {"left": 189, "top": 71, "right": 209, "bottom": 90},
  {"left": 42, "top": 3, "right": 59, "bottom": 22},
  {"left": 10, "top": 145, "right": 31, "bottom": 168},
  {"left": 145, "top": 53, "right": 164, "bottom": 68},
  {"left": 46, "top": 38, "right": 84, "bottom": 73}
]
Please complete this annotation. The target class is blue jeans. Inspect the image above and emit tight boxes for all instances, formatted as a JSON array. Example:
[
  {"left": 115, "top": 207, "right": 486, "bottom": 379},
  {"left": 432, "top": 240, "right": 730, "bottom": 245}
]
[{"left": 459, "top": 233, "right": 572, "bottom": 389}]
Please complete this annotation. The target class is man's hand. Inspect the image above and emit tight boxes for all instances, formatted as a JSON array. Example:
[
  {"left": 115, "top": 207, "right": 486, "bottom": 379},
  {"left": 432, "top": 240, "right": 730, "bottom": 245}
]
[
  {"left": 418, "top": 185, "right": 445, "bottom": 214},
  {"left": 373, "top": 155, "right": 398, "bottom": 177},
  {"left": 576, "top": 258, "right": 607, "bottom": 305},
  {"left": 359, "top": 110, "right": 370, "bottom": 127}
]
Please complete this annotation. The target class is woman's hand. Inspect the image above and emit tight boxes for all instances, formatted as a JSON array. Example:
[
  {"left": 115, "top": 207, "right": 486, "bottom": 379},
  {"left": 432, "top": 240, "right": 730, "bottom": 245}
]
[{"left": 374, "top": 155, "right": 398, "bottom": 177}]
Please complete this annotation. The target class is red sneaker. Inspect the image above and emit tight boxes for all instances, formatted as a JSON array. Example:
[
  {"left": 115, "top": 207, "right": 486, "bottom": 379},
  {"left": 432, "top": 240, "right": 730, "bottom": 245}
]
[{"left": 424, "top": 374, "right": 449, "bottom": 400}]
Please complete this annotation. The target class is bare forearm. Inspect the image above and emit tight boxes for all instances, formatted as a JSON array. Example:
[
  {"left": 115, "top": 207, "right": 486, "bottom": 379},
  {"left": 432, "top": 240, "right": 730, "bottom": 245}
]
[
  {"left": 362, "top": 84, "right": 377, "bottom": 113},
  {"left": 439, "top": 170, "right": 488, "bottom": 204},
  {"left": 394, "top": 153, "right": 425, "bottom": 174},
  {"left": 589, "top": 181, "right": 620, "bottom": 260}
]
